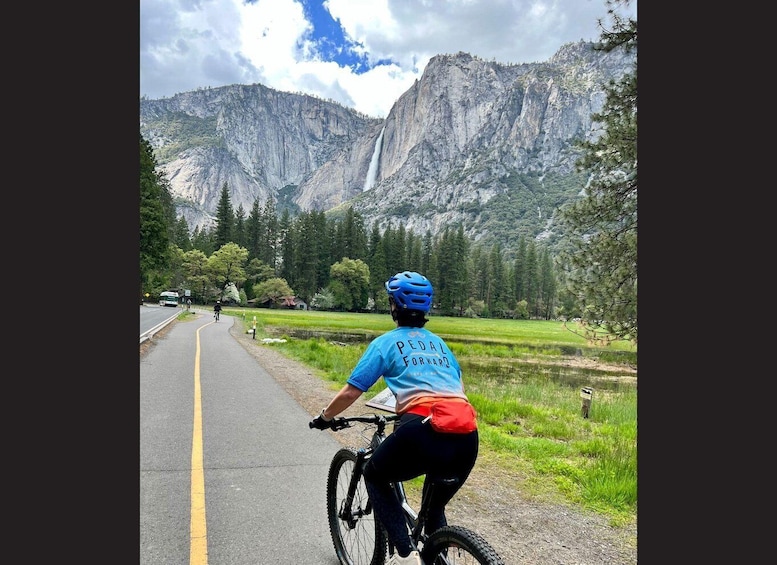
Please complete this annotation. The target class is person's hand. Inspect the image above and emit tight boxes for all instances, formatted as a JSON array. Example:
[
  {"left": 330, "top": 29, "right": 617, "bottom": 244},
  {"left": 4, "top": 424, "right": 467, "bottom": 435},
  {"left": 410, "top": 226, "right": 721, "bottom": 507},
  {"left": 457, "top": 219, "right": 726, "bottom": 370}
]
[{"left": 310, "top": 410, "right": 333, "bottom": 430}]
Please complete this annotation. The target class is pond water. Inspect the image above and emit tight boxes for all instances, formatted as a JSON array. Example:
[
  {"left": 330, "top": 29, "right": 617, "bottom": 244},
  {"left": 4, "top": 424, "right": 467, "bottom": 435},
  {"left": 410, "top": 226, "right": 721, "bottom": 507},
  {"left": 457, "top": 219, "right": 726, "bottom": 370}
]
[
  {"left": 461, "top": 358, "right": 636, "bottom": 392},
  {"left": 267, "top": 328, "right": 373, "bottom": 343}
]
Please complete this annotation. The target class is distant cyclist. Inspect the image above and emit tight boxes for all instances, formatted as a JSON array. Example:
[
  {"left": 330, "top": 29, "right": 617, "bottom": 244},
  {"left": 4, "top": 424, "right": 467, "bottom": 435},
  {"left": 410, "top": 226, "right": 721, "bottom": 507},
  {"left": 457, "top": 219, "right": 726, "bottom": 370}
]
[
  {"left": 213, "top": 300, "right": 222, "bottom": 321},
  {"left": 310, "top": 271, "right": 479, "bottom": 565}
]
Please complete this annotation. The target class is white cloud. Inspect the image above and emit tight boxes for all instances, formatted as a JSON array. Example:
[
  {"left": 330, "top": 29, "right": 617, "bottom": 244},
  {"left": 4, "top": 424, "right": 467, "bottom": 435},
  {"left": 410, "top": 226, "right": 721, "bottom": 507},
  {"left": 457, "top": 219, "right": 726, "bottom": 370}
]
[{"left": 141, "top": 0, "right": 636, "bottom": 118}]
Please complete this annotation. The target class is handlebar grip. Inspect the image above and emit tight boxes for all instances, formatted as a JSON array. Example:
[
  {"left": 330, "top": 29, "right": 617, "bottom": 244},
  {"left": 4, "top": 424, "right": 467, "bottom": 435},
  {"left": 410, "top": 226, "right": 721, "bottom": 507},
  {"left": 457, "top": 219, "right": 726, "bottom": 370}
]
[
  {"left": 330, "top": 418, "right": 350, "bottom": 431},
  {"left": 309, "top": 417, "right": 351, "bottom": 430}
]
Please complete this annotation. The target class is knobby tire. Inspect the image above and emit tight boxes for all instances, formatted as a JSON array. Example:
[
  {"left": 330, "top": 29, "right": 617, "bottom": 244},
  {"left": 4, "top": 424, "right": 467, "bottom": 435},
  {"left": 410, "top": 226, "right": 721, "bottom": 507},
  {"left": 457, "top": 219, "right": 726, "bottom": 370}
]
[
  {"left": 326, "top": 448, "right": 388, "bottom": 565},
  {"left": 421, "top": 525, "right": 506, "bottom": 565}
]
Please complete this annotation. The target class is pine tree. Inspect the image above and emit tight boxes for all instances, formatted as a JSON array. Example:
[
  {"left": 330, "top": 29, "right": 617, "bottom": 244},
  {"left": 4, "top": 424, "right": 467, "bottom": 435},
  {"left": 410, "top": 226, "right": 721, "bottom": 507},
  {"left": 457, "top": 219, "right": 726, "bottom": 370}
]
[
  {"left": 523, "top": 241, "right": 538, "bottom": 317},
  {"left": 451, "top": 225, "right": 470, "bottom": 315},
  {"left": 214, "top": 182, "right": 234, "bottom": 249},
  {"left": 278, "top": 208, "right": 294, "bottom": 284},
  {"left": 367, "top": 222, "right": 387, "bottom": 305},
  {"left": 233, "top": 203, "right": 247, "bottom": 248},
  {"left": 538, "top": 248, "right": 557, "bottom": 320},
  {"left": 246, "top": 198, "right": 262, "bottom": 261},
  {"left": 260, "top": 198, "right": 279, "bottom": 269},
  {"left": 140, "top": 133, "right": 174, "bottom": 298},
  {"left": 558, "top": 0, "right": 637, "bottom": 342},
  {"left": 513, "top": 236, "right": 527, "bottom": 303},
  {"left": 489, "top": 242, "right": 511, "bottom": 317},
  {"left": 173, "top": 216, "right": 192, "bottom": 251},
  {"left": 190, "top": 225, "right": 215, "bottom": 256},
  {"left": 406, "top": 234, "right": 422, "bottom": 272},
  {"left": 293, "top": 211, "right": 320, "bottom": 304}
]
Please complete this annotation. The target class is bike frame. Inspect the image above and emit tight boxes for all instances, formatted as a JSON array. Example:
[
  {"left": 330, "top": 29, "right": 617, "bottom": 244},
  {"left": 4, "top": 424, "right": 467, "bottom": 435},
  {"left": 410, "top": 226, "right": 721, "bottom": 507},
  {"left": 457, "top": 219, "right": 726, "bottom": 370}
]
[{"left": 331, "top": 414, "right": 432, "bottom": 553}]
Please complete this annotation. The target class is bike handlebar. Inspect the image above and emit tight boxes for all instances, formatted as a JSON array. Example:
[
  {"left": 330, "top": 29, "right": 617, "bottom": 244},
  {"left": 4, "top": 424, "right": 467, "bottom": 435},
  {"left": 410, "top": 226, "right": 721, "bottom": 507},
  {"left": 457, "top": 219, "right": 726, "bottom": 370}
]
[{"left": 308, "top": 413, "right": 400, "bottom": 431}]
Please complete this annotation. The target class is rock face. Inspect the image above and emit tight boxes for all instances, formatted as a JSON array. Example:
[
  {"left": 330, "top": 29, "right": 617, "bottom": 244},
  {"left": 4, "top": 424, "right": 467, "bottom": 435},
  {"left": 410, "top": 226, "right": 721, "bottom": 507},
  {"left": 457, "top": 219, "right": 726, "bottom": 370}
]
[{"left": 140, "top": 41, "right": 634, "bottom": 250}]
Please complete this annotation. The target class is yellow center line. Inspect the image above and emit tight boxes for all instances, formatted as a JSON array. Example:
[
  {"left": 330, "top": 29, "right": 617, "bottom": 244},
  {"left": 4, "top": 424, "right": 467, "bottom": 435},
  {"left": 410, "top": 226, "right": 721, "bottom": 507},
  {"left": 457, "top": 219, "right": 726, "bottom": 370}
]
[{"left": 190, "top": 324, "right": 208, "bottom": 565}]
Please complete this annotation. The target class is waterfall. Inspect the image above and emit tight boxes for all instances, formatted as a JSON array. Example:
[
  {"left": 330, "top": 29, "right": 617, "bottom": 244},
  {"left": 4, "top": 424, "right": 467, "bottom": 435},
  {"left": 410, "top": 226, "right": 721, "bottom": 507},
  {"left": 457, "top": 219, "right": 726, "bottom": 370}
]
[{"left": 363, "top": 126, "right": 385, "bottom": 191}]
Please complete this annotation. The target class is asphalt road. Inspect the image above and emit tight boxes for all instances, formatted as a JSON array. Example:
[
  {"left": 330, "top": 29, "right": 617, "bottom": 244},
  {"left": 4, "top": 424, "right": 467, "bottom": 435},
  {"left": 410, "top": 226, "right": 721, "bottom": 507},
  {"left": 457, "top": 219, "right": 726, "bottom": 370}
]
[
  {"left": 140, "top": 310, "right": 344, "bottom": 564},
  {"left": 140, "top": 304, "right": 186, "bottom": 343}
]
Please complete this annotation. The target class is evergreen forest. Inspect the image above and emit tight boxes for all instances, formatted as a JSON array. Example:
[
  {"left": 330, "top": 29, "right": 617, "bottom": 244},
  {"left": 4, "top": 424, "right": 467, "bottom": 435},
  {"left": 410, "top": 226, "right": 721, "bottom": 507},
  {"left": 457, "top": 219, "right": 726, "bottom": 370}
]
[{"left": 140, "top": 153, "right": 570, "bottom": 322}]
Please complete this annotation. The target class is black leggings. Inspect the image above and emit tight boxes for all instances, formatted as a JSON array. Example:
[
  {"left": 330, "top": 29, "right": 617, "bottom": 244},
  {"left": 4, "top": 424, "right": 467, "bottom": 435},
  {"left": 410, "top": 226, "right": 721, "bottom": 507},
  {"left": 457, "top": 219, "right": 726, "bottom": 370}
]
[{"left": 363, "top": 413, "right": 479, "bottom": 556}]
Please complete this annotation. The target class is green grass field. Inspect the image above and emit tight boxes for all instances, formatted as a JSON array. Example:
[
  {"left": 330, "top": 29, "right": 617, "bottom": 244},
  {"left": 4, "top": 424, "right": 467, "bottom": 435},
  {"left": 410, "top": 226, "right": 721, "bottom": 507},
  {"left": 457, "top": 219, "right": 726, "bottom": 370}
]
[{"left": 198, "top": 308, "right": 637, "bottom": 526}]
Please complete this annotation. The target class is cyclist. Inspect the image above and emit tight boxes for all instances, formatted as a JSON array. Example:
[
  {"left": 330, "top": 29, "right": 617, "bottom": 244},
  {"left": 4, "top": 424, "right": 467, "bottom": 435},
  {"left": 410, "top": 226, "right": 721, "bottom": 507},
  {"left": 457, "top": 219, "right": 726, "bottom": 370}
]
[
  {"left": 311, "top": 271, "right": 479, "bottom": 565},
  {"left": 213, "top": 299, "right": 222, "bottom": 320}
]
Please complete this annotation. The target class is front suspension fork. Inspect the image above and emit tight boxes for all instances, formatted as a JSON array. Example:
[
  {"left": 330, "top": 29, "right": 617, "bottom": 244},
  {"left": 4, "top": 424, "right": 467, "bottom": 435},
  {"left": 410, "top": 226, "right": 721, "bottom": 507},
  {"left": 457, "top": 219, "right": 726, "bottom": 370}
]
[{"left": 339, "top": 449, "right": 373, "bottom": 528}]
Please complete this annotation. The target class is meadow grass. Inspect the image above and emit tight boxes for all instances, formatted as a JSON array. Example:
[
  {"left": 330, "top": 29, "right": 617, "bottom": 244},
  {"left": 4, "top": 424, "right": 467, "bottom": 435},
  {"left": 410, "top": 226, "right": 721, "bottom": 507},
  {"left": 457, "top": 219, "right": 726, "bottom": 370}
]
[
  {"left": 236, "top": 309, "right": 635, "bottom": 348},
  {"left": 224, "top": 308, "right": 637, "bottom": 526}
]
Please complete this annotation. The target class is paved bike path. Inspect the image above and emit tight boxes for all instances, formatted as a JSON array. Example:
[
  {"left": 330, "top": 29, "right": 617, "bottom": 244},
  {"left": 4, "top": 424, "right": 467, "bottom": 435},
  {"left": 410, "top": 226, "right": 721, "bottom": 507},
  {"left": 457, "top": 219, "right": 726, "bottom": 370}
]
[{"left": 140, "top": 313, "right": 342, "bottom": 564}]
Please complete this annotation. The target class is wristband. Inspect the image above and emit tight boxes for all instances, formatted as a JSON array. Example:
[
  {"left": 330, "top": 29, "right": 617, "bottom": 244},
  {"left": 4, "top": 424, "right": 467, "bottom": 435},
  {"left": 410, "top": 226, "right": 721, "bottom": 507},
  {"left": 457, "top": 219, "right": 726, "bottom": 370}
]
[{"left": 320, "top": 409, "right": 332, "bottom": 422}]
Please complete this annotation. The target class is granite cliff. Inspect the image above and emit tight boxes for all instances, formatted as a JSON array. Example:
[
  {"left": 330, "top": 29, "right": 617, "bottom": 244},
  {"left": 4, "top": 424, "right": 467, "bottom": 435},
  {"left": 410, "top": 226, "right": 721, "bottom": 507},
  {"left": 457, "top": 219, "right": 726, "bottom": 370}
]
[{"left": 140, "top": 41, "right": 634, "bottom": 254}]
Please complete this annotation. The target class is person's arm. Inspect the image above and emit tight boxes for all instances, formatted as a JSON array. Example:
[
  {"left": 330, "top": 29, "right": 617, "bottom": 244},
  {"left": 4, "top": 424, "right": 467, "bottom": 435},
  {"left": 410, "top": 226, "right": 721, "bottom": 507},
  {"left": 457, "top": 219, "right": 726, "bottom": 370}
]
[{"left": 321, "top": 383, "right": 364, "bottom": 420}]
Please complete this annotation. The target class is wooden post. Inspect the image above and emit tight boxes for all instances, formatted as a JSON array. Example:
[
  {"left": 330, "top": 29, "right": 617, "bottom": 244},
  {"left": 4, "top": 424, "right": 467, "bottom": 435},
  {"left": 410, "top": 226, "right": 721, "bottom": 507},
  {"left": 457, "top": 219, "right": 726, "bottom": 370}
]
[{"left": 580, "top": 387, "right": 593, "bottom": 418}]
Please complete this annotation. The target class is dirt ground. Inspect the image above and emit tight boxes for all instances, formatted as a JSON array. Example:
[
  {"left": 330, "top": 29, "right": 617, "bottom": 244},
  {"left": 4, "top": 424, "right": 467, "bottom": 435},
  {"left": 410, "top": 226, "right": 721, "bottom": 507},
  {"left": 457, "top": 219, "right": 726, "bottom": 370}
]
[{"left": 142, "top": 315, "right": 637, "bottom": 564}]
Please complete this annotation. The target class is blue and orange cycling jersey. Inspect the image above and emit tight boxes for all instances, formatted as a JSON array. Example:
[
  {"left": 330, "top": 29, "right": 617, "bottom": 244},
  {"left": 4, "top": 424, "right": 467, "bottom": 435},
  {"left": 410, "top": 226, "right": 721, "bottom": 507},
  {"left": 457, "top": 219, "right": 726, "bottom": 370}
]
[{"left": 347, "top": 326, "right": 467, "bottom": 414}]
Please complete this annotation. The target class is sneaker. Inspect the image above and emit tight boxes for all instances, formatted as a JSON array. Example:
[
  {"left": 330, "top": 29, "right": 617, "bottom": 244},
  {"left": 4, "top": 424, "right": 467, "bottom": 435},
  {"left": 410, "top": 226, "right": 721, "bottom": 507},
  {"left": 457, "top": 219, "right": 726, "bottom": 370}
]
[{"left": 388, "top": 550, "right": 423, "bottom": 565}]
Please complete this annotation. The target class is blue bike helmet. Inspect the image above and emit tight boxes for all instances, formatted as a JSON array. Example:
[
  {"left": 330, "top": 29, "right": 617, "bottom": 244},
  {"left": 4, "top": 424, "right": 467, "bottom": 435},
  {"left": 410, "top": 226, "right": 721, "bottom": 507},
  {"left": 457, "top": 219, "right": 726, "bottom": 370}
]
[{"left": 385, "top": 271, "right": 433, "bottom": 313}]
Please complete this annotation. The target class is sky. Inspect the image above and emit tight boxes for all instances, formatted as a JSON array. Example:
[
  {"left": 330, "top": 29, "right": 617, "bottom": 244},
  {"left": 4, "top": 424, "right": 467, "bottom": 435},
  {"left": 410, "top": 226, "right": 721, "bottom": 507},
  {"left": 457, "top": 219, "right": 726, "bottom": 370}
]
[{"left": 140, "top": 0, "right": 636, "bottom": 118}]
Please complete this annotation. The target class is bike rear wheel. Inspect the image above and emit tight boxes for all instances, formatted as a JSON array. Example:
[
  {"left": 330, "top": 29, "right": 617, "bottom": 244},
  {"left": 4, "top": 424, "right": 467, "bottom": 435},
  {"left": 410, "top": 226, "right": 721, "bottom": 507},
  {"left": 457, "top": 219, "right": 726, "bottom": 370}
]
[
  {"left": 421, "top": 525, "right": 505, "bottom": 565},
  {"left": 326, "top": 448, "right": 388, "bottom": 565}
]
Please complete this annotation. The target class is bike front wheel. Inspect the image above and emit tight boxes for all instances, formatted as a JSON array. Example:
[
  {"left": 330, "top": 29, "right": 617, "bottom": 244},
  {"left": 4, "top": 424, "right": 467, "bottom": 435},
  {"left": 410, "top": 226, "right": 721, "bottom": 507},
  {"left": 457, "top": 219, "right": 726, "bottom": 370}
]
[
  {"left": 421, "top": 525, "right": 505, "bottom": 565},
  {"left": 327, "top": 447, "right": 388, "bottom": 565}
]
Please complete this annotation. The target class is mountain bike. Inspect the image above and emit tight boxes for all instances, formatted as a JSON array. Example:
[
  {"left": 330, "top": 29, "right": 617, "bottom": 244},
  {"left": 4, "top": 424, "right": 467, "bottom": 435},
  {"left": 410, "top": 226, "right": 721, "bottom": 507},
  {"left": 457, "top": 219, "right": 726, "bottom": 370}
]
[
  {"left": 311, "top": 412, "right": 505, "bottom": 565},
  {"left": 214, "top": 310, "right": 220, "bottom": 321}
]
